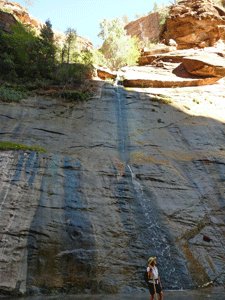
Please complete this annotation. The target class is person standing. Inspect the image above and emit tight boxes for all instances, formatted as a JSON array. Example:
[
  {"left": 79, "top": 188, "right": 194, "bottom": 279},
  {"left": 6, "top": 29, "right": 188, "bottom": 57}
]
[{"left": 147, "top": 257, "right": 163, "bottom": 300}]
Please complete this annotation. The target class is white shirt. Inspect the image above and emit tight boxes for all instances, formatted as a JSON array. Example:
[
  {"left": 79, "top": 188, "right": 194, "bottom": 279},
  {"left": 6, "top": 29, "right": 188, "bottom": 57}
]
[{"left": 147, "top": 266, "right": 159, "bottom": 280}]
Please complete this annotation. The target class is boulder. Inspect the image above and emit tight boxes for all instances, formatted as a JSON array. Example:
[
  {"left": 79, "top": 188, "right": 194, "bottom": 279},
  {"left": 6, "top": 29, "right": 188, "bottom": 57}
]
[
  {"left": 140, "top": 44, "right": 176, "bottom": 56},
  {"left": 122, "top": 64, "right": 220, "bottom": 88},
  {"left": 182, "top": 52, "right": 225, "bottom": 77},
  {"left": 160, "top": 0, "right": 225, "bottom": 49},
  {"left": 97, "top": 67, "right": 117, "bottom": 80}
]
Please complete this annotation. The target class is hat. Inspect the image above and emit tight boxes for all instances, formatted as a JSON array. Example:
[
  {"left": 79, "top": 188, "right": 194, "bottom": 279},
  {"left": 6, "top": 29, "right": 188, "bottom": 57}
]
[{"left": 148, "top": 257, "right": 156, "bottom": 264}]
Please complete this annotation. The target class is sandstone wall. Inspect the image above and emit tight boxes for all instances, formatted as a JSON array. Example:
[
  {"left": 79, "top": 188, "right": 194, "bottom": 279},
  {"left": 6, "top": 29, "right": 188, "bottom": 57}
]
[
  {"left": 0, "top": 85, "right": 224, "bottom": 296},
  {"left": 160, "top": 0, "right": 225, "bottom": 49},
  {"left": 125, "top": 12, "right": 160, "bottom": 44}
]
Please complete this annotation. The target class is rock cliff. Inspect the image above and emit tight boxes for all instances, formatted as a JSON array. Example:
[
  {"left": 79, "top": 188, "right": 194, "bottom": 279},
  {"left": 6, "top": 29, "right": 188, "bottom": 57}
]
[
  {"left": 0, "top": 81, "right": 224, "bottom": 296},
  {"left": 0, "top": 0, "right": 42, "bottom": 29},
  {"left": 124, "top": 12, "right": 160, "bottom": 44},
  {"left": 0, "top": 9, "right": 17, "bottom": 33},
  {"left": 160, "top": 0, "right": 225, "bottom": 49}
]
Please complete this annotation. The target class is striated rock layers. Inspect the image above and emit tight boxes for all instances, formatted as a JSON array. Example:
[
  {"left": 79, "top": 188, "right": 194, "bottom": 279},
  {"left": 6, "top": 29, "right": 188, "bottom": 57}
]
[
  {"left": 0, "top": 84, "right": 224, "bottom": 296},
  {"left": 160, "top": 0, "right": 225, "bottom": 49},
  {"left": 124, "top": 12, "right": 160, "bottom": 44}
]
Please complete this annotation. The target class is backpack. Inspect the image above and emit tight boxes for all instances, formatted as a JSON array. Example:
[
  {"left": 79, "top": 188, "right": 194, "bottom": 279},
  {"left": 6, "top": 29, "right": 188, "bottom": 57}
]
[{"left": 144, "top": 270, "right": 149, "bottom": 283}]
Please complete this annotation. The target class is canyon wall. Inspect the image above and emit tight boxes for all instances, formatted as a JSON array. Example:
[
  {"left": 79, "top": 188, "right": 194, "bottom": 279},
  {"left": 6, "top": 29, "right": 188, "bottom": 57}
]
[{"left": 0, "top": 85, "right": 224, "bottom": 296}]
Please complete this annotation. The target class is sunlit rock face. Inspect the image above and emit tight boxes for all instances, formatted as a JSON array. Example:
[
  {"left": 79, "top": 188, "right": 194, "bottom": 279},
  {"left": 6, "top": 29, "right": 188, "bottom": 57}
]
[
  {"left": 124, "top": 12, "right": 161, "bottom": 44},
  {"left": 0, "top": 85, "right": 224, "bottom": 296},
  {"left": 0, "top": 0, "right": 42, "bottom": 29},
  {"left": 160, "top": 0, "right": 225, "bottom": 49}
]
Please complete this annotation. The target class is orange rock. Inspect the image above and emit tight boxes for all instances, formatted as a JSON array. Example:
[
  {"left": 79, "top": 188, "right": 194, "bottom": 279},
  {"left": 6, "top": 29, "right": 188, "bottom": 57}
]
[
  {"left": 124, "top": 13, "right": 160, "bottom": 45},
  {"left": 182, "top": 53, "right": 225, "bottom": 77},
  {"left": 160, "top": 0, "right": 225, "bottom": 49}
]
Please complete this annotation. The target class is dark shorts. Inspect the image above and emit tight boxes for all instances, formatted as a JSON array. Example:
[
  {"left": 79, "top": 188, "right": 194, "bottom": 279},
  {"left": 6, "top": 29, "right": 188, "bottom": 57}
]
[{"left": 148, "top": 281, "right": 162, "bottom": 295}]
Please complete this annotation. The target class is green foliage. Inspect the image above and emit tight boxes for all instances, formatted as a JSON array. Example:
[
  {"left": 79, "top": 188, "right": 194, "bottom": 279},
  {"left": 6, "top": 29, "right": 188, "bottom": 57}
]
[
  {"left": 54, "top": 63, "right": 93, "bottom": 85},
  {"left": 91, "top": 48, "right": 108, "bottom": 67},
  {"left": 38, "top": 20, "right": 57, "bottom": 76},
  {"left": 153, "top": 2, "right": 159, "bottom": 12},
  {"left": 60, "top": 90, "right": 92, "bottom": 101},
  {"left": 0, "top": 141, "right": 46, "bottom": 152},
  {"left": 0, "top": 88, "right": 28, "bottom": 102},
  {"left": 98, "top": 17, "right": 141, "bottom": 70},
  {"left": 64, "top": 28, "right": 77, "bottom": 63},
  {"left": 158, "top": 7, "right": 170, "bottom": 29},
  {"left": 0, "top": 20, "right": 56, "bottom": 80},
  {"left": 0, "top": 18, "right": 93, "bottom": 89}
]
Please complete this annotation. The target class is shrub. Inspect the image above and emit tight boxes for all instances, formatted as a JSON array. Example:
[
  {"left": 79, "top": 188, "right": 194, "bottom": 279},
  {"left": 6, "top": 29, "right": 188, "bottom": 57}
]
[
  {"left": 0, "top": 88, "right": 28, "bottom": 102},
  {"left": 54, "top": 63, "right": 93, "bottom": 85},
  {"left": 158, "top": 7, "right": 170, "bottom": 30},
  {"left": 60, "top": 90, "right": 92, "bottom": 101}
]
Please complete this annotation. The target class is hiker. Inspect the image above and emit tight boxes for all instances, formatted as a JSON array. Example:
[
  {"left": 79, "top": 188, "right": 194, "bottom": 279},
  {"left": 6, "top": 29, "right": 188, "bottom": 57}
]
[{"left": 147, "top": 257, "right": 163, "bottom": 300}]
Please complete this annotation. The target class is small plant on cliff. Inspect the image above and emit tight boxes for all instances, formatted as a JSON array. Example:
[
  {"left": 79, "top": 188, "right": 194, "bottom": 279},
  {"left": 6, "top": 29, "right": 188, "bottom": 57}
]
[
  {"left": 158, "top": 6, "right": 170, "bottom": 30},
  {"left": 0, "top": 141, "right": 46, "bottom": 152},
  {"left": 98, "top": 17, "right": 141, "bottom": 70},
  {"left": 0, "top": 88, "right": 28, "bottom": 102},
  {"left": 60, "top": 90, "right": 92, "bottom": 101}
]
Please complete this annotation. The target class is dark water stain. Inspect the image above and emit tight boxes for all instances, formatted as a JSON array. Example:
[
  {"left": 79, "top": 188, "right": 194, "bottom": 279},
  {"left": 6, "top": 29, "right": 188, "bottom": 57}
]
[
  {"left": 26, "top": 156, "right": 97, "bottom": 294},
  {"left": 12, "top": 152, "right": 25, "bottom": 184}
]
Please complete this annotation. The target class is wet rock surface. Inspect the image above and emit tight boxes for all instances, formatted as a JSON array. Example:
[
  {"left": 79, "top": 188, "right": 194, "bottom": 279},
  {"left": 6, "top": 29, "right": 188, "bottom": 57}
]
[{"left": 0, "top": 81, "right": 224, "bottom": 296}]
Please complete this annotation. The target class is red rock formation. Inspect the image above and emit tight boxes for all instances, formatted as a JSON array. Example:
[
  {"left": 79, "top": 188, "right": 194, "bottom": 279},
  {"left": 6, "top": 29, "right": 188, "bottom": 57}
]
[
  {"left": 124, "top": 12, "right": 160, "bottom": 45},
  {"left": 0, "top": 0, "right": 42, "bottom": 29},
  {"left": 76, "top": 35, "right": 94, "bottom": 51},
  {"left": 160, "top": 0, "right": 225, "bottom": 49}
]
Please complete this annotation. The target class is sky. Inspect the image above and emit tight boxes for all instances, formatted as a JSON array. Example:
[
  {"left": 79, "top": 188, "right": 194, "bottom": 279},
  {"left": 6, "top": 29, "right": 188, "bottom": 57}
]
[{"left": 14, "top": 0, "right": 170, "bottom": 48}]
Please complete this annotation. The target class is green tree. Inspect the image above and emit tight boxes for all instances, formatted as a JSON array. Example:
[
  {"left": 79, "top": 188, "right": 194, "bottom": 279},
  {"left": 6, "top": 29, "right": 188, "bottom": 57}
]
[
  {"left": 39, "top": 19, "right": 56, "bottom": 76},
  {"left": 2, "top": 22, "right": 39, "bottom": 78},
  {"left": 98, "top": 17, "right": 141, "bottom": 70},
  {"left": 153, "top": 2, "right": 159, "bottom": 11},
  {"left": 158, "top": 7, "right": 170, "bottom": 29},
  {"left": 122, "top": 14, "right": 129, "bottom": 25},
  {"left": 0, "top": 25, "right": 16, "bottom": 78},
  {"left": 65, "top": 28, "right": 77, "bottom": 63}
]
